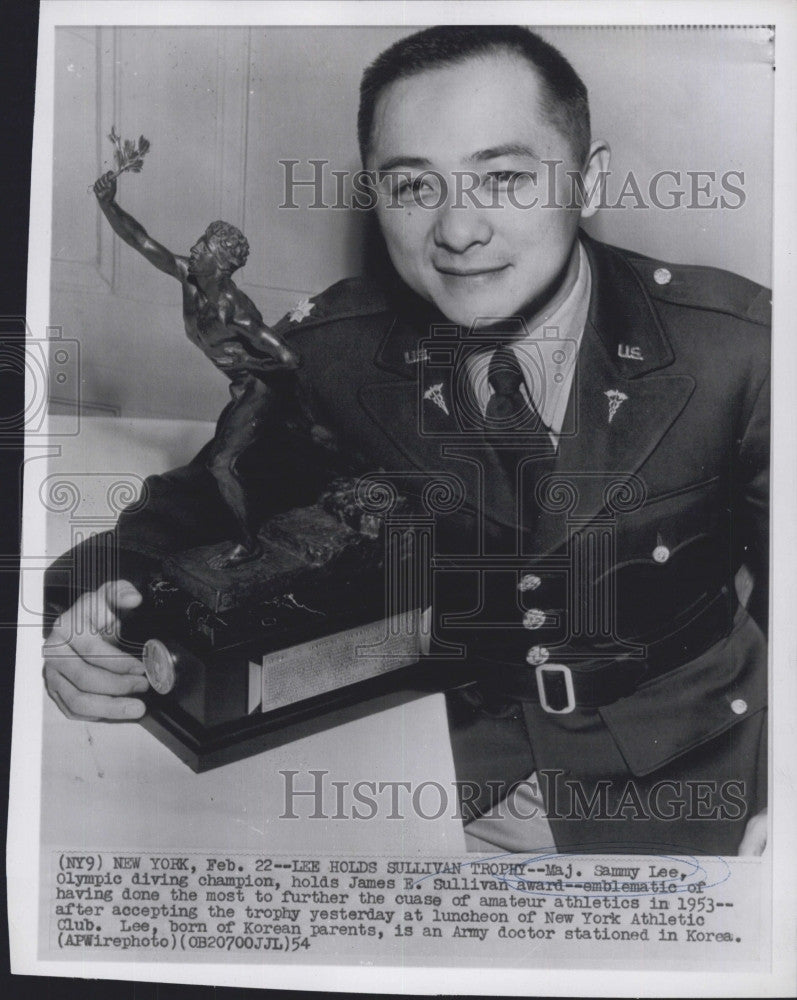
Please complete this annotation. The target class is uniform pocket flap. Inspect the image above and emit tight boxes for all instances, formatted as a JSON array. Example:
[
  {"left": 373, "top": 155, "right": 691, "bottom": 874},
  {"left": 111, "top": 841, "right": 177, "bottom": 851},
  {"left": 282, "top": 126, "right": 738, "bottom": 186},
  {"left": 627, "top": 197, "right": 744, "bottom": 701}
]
[{"left": 599, "top": 609, "right": 767, "bottom": 777}]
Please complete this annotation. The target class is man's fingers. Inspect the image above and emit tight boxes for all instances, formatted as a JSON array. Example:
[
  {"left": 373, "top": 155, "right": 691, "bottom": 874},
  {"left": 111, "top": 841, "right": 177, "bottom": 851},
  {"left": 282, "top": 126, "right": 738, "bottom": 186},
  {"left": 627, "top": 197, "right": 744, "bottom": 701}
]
[
  {"left": 97, "top": 579, "right": 143, "bottom": 618},
  {"left": 43, "top": 582, "right": 150, "bottom": 722},
  {"left": 48, "top": 687, "right": 87, "bottom": 722},
  {"left": 49, "top": 580, "right": 144, "bottom": 650},
  {"left": 44, "top": 654, "right": 149, "bottom": 698},
  {"left": 45, "top": 627, "right": 146, "bottom": 675},
  {"left": 44, "top": 668, "right": 147, "bottom": 721}
]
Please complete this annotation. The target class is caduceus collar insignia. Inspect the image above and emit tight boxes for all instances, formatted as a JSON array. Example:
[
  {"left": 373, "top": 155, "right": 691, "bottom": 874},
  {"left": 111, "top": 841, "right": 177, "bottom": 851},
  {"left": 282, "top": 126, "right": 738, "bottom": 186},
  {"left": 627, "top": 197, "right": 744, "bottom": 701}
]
[
  {"left": 604, "top": 388, "right": 628, "bottom": 423},
  {"left": 423, "top": 382, "right": 450, "bottom": 416}
]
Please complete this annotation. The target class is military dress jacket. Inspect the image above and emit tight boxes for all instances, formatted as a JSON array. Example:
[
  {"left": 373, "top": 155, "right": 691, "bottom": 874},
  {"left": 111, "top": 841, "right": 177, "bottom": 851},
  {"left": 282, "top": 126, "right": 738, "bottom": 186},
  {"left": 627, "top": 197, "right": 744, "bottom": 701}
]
[{"left": 45, "top": 232, "right": 770, "bottom": 855}]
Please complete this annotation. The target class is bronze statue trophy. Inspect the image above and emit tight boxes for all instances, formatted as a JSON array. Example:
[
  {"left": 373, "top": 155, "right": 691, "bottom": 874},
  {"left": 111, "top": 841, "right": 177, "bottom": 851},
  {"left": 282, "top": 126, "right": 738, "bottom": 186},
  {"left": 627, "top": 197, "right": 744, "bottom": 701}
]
[
  {"left": 91, "top": 139, "right": 455, "bottom": 770},
  {"left": 94, "top": 170, "right": 298, "bottom": 569}
]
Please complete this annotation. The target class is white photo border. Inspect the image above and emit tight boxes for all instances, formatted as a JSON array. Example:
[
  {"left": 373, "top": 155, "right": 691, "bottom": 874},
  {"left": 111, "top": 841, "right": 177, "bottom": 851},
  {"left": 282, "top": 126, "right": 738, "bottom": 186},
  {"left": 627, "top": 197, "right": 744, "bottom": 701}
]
[{"left": 9, "top": 1, "right": 797, "bottom": 996}]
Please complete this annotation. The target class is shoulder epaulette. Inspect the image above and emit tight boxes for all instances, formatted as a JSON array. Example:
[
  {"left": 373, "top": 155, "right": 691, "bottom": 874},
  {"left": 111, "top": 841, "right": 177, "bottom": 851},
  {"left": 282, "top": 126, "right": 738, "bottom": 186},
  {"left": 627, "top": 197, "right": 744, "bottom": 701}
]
[
  {"left": 273, "top": 277, "right": 392, "bottom": 335},
  {"left": 623, "top": 251, "right": 771, "bottom": 327}
]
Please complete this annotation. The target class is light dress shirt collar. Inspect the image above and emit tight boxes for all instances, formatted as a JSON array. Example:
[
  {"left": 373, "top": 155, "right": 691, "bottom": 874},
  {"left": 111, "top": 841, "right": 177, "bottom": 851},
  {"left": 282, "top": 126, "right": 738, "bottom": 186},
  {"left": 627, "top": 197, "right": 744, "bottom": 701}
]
[{"left": 468, "top": 240, "right": 592, "bottom": 446}]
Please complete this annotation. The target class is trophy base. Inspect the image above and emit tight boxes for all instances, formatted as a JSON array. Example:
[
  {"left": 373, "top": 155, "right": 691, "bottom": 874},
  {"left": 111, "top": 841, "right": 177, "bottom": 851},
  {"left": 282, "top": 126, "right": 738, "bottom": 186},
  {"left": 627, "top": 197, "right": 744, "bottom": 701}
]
[
  {"left": 139, "top": 657, "right": 472, "bottom": 772},
  {"left": 163, "top": 505, "right": 379, "bottom": 613},
  {"left": 127, "top": 483, "right": 460, "bottom": 770}
]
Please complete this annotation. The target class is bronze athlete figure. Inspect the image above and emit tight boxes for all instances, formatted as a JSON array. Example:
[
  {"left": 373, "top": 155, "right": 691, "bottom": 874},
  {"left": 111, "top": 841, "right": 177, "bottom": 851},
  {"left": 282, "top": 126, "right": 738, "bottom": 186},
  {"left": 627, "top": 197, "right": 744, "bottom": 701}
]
[{"left": 93, "top": 171, "right": 300, "bottom": 568}]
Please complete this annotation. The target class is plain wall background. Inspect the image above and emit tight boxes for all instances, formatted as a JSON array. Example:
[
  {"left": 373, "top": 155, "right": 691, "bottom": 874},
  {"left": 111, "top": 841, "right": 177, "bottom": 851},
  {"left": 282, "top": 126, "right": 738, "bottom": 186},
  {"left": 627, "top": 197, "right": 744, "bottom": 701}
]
[{"left": 49, "top": 25, "right": 774, "bottom": 420}]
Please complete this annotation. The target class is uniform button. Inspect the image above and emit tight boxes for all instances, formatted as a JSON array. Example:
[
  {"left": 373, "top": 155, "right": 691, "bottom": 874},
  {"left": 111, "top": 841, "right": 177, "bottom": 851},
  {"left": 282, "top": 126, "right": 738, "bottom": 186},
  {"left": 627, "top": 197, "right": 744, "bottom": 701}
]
[
  {"left": 526, "top": 645, "right": 550, "bottom": 666},
  {"left": 653, "top": 545, "right": 670, "bottom": 563},
  {"left": 518, "top": 573, "right": 542, "bottom": 592},
  {"left": 730, "top": 699, "right": 748, "bottom": 715},
  {"left": 653, "top": 267, "right": 672, "bottom": 285},
  {"left": 523, "top": 609, "right": 547, "bottom": 629}
]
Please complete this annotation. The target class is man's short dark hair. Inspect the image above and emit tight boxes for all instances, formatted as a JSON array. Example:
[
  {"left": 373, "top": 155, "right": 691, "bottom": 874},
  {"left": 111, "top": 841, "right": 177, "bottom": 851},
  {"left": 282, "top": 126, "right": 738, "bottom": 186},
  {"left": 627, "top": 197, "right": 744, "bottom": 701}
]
[
  {"left": 204, "top": 220, "right": 250, "bottom": 272},
  {"left": 358, "top": 25, "right": 591, "bottom": 167}
]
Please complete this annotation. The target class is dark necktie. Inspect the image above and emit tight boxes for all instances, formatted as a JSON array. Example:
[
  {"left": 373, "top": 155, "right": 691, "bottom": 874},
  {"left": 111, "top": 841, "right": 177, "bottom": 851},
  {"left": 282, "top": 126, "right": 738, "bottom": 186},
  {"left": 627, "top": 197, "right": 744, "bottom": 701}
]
[{"left": 484, "top": 345, "right": 555, "bottom": 456}]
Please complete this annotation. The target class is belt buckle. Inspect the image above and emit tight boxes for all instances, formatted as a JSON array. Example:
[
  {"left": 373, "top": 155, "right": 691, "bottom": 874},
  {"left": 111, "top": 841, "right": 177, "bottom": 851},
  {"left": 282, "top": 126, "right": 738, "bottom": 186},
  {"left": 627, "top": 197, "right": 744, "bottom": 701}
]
[{"left": 535, "top": 663, "right": 576, "bottom": 714}]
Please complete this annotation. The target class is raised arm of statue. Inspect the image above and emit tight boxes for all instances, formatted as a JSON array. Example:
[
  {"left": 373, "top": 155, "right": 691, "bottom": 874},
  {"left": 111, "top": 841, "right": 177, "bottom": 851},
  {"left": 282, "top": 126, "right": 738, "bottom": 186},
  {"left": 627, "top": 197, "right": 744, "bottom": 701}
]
[
  {"left": 232, "top": 303, "right": 301, "bottom": 370},
  {"left": 93, "top": 171, "right": 185, "bottom": 280}
]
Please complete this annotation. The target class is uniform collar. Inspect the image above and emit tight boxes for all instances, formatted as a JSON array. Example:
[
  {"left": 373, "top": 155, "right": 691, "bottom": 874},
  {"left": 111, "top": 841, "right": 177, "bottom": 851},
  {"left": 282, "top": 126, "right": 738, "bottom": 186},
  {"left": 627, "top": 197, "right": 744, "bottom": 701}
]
[
  {"left": 372, "top": 280, "right": 448, "bottom": 376},
  {"left": 580, "top": 230, "right": 674, "bottom": 377}
]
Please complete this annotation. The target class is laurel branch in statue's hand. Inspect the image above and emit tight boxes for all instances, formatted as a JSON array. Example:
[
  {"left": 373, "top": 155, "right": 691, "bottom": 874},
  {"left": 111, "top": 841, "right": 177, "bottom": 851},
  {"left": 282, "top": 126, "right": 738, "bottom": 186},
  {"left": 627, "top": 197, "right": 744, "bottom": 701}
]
[{"left": 94, "top": 171, "right": 117, "bottom": 203}]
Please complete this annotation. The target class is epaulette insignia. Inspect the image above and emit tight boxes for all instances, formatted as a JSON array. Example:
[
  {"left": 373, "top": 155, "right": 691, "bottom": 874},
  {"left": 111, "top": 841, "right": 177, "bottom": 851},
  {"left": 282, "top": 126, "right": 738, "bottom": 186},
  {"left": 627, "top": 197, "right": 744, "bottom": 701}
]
[
  {"left": 637, "top": 259, "right": 771, "bottom": 327},
  {"left": 279, "top": 277, "right": 392, "bottom": 333},
  {"left": 288, "top": 297, "right": 316, "bottom": 323}
]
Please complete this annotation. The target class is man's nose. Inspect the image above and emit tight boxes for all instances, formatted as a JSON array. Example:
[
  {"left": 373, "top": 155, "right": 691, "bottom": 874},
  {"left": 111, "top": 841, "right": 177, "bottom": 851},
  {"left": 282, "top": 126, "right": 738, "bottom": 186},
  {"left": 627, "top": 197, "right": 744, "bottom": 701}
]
[{"left": 432, "top": 197, "right": 492, "bottom": 254}]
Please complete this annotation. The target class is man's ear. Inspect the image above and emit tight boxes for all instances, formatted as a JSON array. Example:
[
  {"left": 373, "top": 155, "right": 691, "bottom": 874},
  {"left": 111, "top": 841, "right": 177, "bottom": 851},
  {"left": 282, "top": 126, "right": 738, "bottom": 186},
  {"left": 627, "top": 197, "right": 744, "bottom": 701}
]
[{"left": 578, "top": 139, "right": 611, "bottom": 220}]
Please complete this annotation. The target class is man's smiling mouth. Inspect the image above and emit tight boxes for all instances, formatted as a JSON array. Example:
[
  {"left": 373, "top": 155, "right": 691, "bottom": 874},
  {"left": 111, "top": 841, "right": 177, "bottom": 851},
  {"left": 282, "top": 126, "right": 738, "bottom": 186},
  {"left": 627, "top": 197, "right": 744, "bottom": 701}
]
[{"left": 434, "top": 263, "right": 510, "bottom": 277}]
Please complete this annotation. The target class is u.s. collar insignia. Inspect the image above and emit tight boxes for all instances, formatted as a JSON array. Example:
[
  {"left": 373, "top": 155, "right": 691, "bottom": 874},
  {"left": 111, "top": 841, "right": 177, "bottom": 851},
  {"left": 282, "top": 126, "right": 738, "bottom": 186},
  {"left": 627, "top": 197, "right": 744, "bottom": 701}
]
[
  {"left": 289, "top": 297, "right": 315, "bottom": 323},
  {"left": 424, "top": 382, "right": 449, "bottom": 416},
  {"left": 604, "top": 389, "right": 628, "bottom": 423},
  {"left": 618, "top": 343, "right": 644, "bottom": 361}
]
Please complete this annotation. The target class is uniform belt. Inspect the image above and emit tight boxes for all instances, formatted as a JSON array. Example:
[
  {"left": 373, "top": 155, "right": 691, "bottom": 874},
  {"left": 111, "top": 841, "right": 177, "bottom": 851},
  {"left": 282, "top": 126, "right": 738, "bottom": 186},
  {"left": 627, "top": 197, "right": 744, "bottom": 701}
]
[{"left": 470, "top": 587, "right": 733, "bottom": 713}]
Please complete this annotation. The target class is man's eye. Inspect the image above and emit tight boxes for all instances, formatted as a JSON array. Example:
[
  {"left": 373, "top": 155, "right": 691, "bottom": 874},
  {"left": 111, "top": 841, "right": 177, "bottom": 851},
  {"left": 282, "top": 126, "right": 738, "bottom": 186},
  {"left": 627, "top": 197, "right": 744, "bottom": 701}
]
[
  {"left": 394, "top": 176, "right": 440, "bottom": 202},
  {"left": 484, "top": 170, "right": 535, "bottom": 188}
]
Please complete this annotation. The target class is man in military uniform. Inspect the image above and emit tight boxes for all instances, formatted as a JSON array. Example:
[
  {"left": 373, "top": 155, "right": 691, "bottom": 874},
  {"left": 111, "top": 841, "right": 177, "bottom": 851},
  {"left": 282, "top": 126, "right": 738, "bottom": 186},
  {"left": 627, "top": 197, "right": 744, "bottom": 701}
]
[{"left": 43, "top": 26, "right": 769, "bottom": 855}]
